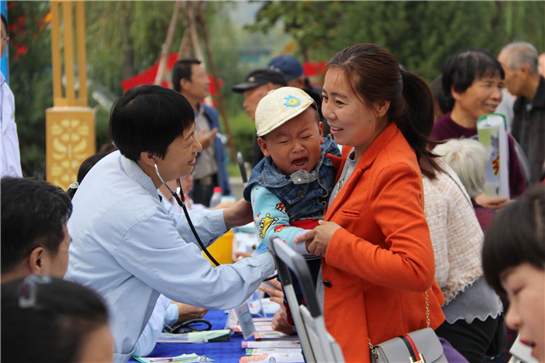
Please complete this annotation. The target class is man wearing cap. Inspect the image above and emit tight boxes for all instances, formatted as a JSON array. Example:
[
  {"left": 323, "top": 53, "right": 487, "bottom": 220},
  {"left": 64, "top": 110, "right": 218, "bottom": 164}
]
[
  {"left": 232, "top": 69, "right": 287, "bottom": 167},
  {"left": 268, "top": 55, "right": 327, "bottom": 134}
]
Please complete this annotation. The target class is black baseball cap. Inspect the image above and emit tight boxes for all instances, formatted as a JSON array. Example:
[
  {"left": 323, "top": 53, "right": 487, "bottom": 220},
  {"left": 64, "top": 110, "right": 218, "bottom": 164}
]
[{"left": 232, "top": 69, "right": 287, "bottom": 93}]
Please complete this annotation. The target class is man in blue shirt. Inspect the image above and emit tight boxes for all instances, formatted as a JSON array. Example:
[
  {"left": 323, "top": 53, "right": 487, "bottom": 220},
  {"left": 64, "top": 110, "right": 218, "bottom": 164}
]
[{"left": 65, "top": 85, "right": 275, "bottom": 363}]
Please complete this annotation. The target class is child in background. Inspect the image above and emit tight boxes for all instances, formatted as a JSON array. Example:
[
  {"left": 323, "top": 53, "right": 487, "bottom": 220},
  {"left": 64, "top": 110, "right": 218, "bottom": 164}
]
[
  {"left": 243, "top": 87, "right": 340, "bottom": 299},
  {"left": 482, "top": 185, "right": 545, "bottom": 362}
]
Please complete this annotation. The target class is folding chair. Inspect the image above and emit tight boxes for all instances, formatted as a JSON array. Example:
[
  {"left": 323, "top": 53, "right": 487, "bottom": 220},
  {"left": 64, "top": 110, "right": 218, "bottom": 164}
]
[{"left": 271, "top": 236, "right": 345, "bottom": 363}]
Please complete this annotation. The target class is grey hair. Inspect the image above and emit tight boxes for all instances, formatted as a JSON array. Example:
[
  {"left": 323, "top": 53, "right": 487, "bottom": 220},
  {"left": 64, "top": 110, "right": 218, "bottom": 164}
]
[
  {"left": 434, "top": 139, "right": 487, "bottom": 198},
  {"left": 501, "top": 42, "right": 539, "bottom": 75}
]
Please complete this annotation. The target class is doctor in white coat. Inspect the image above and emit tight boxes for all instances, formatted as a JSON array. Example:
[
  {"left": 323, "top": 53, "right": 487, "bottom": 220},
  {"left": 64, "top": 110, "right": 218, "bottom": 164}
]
[{"left": 65, "top": 85, "right": 275, "bottom": 363}]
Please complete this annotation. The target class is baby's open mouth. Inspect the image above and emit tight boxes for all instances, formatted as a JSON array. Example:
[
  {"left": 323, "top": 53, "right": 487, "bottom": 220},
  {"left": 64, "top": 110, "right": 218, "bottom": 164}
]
[{"left": 291, "top": 157, "right": 308, "bottom": 169}]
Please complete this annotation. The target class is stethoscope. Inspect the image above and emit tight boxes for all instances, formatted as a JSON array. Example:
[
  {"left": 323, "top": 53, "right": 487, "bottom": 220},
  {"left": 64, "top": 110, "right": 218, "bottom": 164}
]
[
  {"left": 153, "top": 155, "right": 277, "bottom": 281},
  {"left": 154, "top": 160, "right": 221, "bottom": 266}
]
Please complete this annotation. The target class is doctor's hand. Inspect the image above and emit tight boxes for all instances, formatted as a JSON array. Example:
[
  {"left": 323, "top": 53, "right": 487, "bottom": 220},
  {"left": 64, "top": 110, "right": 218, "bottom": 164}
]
[
  {"left": 223, "top": 199, "right": 254, "bottom": 230},
  {"left": 173, "top": 302, "right": 209, "bottom": 325},
  {"left": 293, "top": 220, "right": 341, "bottom": 258},
  {"left": 259, "top": 279, "right": 284, "bottom": 305},
  {"left": 197, "top": 128, "right": 218, "bottom": 150}
]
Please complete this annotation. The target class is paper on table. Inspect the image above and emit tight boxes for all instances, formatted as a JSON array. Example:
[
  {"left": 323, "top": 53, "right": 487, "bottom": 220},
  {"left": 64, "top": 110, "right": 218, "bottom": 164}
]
[
  {"left": 156, "top": 330, "right": 231, "bottom": 343},
  {"left": 239, "top": 351, "right": 305, "bottom": 363},
  {"left": 134, "top": 353, "right": 212, "bottom": 363},
  {"left": 234, "top": 301, "right": 257, "bottom": 339},
  {"left": 246, "top": 349, "right": 303, "bottom": 355},
  {"left": 232, "top": 320, "right": 278, "bottom": 334},
  {"left": 253, "top": 331, "right": 289, "bottom": 340},
  {"left": 249, "top": 291, "right": 266, "bottom": 317},
  {"left": 241, "top": 341, "right": 301, "bottom": 349}
]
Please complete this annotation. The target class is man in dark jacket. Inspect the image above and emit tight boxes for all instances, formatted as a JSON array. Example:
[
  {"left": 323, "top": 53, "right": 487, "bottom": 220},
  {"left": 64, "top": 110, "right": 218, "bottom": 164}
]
[
  {"left": 172, "top": 58, "right": 231, "bottom": 205},
  {"left": 232, "top": 69, "right": 287, "bottom": 167},
  {"left": 267, "top": 55, "right": 329, "bottom": 136},
  {"left": 499, "top": 42, "right": 545, "bottom": 184}
]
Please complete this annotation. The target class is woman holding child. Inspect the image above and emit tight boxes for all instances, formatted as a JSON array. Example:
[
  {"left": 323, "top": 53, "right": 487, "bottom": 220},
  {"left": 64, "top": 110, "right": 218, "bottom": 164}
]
[{"left": 294, "top": 43, "right": 446, "bottom": 362}]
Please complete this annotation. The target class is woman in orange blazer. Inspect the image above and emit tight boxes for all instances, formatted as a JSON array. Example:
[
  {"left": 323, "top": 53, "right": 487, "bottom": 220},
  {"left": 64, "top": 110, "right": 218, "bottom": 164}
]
[{"left": 295, "top": 44, "right": 446, "bottom": 362}]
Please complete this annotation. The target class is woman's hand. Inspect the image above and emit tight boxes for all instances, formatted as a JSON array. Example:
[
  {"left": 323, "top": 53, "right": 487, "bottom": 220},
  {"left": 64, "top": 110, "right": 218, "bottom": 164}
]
[
  {"left": 258, "top": 279, "right": 295, "bottom": 334},
  {"left": 293, "top": 220, "right": 342, "bottom": 258},
  {"left": 271, "top": 305, "right": 295, "bottom": 335},
  {"left": 259, "top": 279, "right": 284, "bottom": 305},
  {"left": 475, "top": 193, "right": 510, "bottom": 211}
]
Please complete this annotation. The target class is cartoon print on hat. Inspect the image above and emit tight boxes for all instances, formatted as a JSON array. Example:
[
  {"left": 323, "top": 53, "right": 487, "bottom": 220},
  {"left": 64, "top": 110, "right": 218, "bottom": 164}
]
[
  {"left": 284, "top": 95, "right": 301, "bottom": 107},
  {"left": 254, "top": 86, "right": 315, "bottom": 137}
]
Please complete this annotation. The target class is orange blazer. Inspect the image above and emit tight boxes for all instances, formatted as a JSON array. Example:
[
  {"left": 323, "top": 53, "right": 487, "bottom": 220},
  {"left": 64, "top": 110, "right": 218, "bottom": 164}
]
[{"left": 323, "top": 122, "right": 445, "bottom": 363}]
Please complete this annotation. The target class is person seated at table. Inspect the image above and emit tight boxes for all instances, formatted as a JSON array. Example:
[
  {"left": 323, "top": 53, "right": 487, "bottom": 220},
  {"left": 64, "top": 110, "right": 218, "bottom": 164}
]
[
  {"left": 1, "top": 275, "right": 113, "bottom": 363},
  {"left": 66, "top": 152, "right": 111, "bottom": 199},
  {"left": 66, "top": 152, "right": 210, "bottom": 358},
  {"left": 1, "top": 177, "right": 72, "bottom": 283},
  {"left": 158, "top": 173, "right": 233, "bottom": 213},
  {"left": 243, "top": 87, "right": 340, "bottom": 302},
  {"left": 483, "top": 185, "right": 545, "bottom": 362},
  {"left": 65, "top": 85, "right": 275, "bottom": 362}
]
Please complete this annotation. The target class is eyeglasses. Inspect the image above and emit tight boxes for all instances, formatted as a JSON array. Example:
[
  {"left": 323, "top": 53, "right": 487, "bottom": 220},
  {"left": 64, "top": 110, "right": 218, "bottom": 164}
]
[{"left": 19, "top": 275, "right": 52, "bottom": 308}]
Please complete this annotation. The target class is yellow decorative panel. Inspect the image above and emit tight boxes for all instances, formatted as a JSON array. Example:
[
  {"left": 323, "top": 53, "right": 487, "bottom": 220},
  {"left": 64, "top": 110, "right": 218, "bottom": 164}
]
[
  {"left": 46, "top": 108, "right": 96, "bottom": 190},
  {"left": 50, "top": 1, "right": 88, "bottom": 108}
]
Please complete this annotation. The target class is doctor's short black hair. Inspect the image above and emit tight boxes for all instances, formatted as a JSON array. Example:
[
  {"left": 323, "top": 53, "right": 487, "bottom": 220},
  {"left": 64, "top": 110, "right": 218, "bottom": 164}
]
[{"left": 109, "top": 85, "right": 195, "bottom": 162}]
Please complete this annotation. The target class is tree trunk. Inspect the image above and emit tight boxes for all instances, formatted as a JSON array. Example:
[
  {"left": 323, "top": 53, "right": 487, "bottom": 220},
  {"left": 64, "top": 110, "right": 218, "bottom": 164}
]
[
  {"left": 120, "top": 4, "right": 136, "bottom": 79},
  {"left": 155, "top": 1, "right": 182, "bottom": 85},
  {"left": 199, "top": 2, "right": 238, "bottom": 164}
]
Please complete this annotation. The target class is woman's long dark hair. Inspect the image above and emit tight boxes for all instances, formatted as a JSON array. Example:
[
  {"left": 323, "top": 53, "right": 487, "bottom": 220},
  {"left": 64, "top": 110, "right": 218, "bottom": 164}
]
[{"left": 326, "top": 43, "right": 441, "bottom": 178}]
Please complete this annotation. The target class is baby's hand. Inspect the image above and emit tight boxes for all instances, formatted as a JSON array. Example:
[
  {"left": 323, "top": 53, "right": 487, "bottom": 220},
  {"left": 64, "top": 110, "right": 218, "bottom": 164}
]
[{"left": 292, "top": 230, "right": 312, "bottom": 255}]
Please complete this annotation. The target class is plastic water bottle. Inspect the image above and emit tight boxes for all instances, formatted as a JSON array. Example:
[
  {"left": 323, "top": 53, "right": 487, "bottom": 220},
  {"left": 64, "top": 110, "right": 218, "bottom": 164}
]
[{"left": 209, "top": 187, "right": 223, "bottom": 208}]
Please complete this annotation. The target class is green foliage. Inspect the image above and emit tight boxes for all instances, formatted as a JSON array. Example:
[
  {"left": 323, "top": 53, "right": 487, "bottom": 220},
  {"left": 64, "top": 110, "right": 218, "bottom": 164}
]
[
  {"left": 226, "top": 111, "right": 256, "bottom": 165},
  {"left": 247, "top": 1, "right": 345, "bottom": 61},
  {"left": 86, "top": 1, "right": 187, "bottom": 94},
  {"left": 251, "top": 1, "right": 545, "bottom": 81}
]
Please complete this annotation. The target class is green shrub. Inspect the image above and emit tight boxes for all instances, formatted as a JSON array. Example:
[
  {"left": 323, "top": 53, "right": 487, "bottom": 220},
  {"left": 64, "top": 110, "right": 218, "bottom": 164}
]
[{"left": 221, "top": 111, "right": 256, "bottom": 166}]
